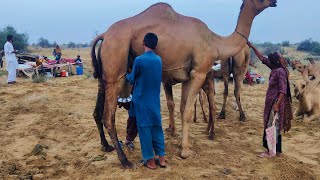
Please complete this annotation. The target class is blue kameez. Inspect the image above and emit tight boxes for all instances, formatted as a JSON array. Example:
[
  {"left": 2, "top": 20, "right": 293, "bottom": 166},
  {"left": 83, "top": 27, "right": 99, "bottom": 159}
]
[{"left": 126, "top": 51, "right": 165, "bottom": 160}]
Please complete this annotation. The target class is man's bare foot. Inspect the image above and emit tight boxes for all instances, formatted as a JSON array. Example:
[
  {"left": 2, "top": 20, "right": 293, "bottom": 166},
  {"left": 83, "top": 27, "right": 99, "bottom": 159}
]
[
  {"left": 146, "top": 158, "right": 156, "bottom": 170},
  {"left": 158, "top": 156, "right": 166, "bottom": 167}
]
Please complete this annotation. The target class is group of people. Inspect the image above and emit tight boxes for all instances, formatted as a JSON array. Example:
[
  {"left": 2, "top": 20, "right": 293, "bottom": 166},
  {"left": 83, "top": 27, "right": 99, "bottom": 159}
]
[
  {"left": 2, "top": 32, "right": 293, "bottom": 166},
  {"left": 117, "top": 33, "right": 293, "bottom": 170},
  {"left": 1, "top": 35, "right": 84, "bottom": 84}
]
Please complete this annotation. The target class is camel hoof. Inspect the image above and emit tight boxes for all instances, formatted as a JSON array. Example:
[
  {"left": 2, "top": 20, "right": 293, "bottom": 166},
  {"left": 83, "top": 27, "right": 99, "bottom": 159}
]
[
  {"left": 166, "top": 127, "right": 175, "bottom": 133},
  {"left": 101, "top": 145, "right": 115, "bottom": 152},
  {"left": 239, "top": 116, "right": 246, "bottom": 122},
  {"left": 208, "top": 133, "right": 215, "bottom": 140},
  {"left": 218, "top": 113, "right": 225, "bottom": 120},
  {"left": 121, "top": 159, "right": 134, "bottom": 169},
  {"left": 181, "top": 149, "right": 193, "bottom": 159}
]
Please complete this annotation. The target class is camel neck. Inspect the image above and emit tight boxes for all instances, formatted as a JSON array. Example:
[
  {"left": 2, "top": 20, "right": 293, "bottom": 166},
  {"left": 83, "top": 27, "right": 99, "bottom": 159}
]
[{"left": 216, "top": 2, "right": 256, "bottom": 60}]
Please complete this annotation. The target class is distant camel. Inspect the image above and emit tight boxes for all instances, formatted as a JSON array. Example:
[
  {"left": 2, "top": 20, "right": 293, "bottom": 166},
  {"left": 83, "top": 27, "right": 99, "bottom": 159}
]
[
  {"left": 91, "top": 1, "right": 277, "bottom": 167},
  {"left": 167, "top": 46, "right": 250, "bottom": 131},
  {"left": 292, "top": 60, "right": 320, "bottom": 81},
  {"left": 218, "top": 45, "right": 250, "bottom": 122}
]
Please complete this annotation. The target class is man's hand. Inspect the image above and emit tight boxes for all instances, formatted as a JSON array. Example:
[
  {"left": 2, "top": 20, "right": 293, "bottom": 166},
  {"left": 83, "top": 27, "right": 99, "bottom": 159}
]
[{"left": 273, "top": 103, "right": 280, "bottom": 113}]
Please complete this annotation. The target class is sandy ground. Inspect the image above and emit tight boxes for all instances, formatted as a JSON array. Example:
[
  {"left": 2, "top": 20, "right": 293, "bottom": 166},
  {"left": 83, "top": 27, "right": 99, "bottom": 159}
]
[{"left": 0, "top": 48, "right": 319, "bottom": 179}]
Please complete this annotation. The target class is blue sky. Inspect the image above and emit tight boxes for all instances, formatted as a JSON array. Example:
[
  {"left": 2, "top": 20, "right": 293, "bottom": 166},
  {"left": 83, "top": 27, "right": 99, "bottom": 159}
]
[{"left": 0, "top": 0, "right": 319, "bottom": 44}]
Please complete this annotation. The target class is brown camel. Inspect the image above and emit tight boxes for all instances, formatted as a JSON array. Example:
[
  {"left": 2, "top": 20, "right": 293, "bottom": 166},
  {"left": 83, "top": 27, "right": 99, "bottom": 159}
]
[
  {"left": 293, "top": 79, "right": 320, "bottom": 122},
  {"left": 167, "top": 46, "right": 250, "bottom": 130},
  {"left": 292, "top": 60, "right": 320, "bottom": 81},
  {"left": 91, "top": 1, "right": 277, "bottom": 168},
  {"left": 218, "top": 45, "right": 250, "bottom": 121}
]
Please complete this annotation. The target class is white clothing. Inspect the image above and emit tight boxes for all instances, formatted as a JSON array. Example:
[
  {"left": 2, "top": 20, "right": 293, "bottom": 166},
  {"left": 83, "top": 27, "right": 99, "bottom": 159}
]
[{"left": 4, "top": 42, "right": 18, "bottom": 82}]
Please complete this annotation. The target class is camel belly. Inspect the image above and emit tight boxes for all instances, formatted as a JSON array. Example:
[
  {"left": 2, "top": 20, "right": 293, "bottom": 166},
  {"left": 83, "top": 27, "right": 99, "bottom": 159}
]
[{"left": 163, "top": 67, "right": 191, "bottom": 85}]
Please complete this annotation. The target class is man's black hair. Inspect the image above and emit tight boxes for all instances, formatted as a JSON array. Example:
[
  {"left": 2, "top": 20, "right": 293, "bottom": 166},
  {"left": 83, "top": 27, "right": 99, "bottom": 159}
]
[
  {"left": 143, "top": 33, "right": 158, "bottom": 50},
  {"left": 7, "top": 35, "right": 13, "bottom": 41}
]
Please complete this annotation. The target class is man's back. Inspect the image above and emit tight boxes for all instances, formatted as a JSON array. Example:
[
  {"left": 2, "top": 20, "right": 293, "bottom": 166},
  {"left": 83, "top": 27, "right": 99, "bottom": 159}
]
[{"left": 133, "top": 51, "right": 162, "bottom": 102}]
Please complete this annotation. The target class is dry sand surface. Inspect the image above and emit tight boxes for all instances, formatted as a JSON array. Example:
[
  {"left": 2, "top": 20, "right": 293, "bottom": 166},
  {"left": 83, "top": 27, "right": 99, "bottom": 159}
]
[{"left": 0, "top": 48, "right": 319, "bottom": 179}]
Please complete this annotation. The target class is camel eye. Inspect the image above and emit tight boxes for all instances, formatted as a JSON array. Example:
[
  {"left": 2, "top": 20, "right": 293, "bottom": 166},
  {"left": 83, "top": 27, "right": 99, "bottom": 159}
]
[{"left": 302, "top": 85, "right": 306, "bottom": 89}]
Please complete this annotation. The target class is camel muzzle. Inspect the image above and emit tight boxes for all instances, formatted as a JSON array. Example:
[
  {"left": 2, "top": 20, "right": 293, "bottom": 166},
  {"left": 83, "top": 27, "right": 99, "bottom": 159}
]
[{"left": 270, "top": 0, "right": 278, "bottom": 7}]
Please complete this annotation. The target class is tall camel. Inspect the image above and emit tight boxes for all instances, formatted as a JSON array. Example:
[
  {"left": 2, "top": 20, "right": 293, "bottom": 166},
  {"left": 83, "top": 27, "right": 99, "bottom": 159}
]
[
  {"left": 166, "top": 46, "right": 250, "bottom": 133},
  {"left": 91, "top": 0, "right": 277, "bottom": 168},
  {"left": 218, "top": 45, "right": 250, "bottom": 122}
]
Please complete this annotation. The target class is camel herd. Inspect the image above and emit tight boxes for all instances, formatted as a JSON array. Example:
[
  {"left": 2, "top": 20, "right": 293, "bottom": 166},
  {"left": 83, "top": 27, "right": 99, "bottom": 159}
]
[
  {"left": 90, "top": 0, "right": 281, "bottom": 167},
  {"left": 292, "top": 60, "right": 320, "bottom": 122}
]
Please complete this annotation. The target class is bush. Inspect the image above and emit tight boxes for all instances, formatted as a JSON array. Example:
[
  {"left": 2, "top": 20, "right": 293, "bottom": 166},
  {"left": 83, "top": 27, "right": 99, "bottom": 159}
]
[
  {"left": 297, "top": 39, "right": 320, "bottom": 55},
  {"left": 282, "top": 41, "right": 290, "bottom": 47},
  {"left": 255, "top": 42, "right": 283, "bottom": 55},
  {"left": 67, "top": 42, "right": 76, "bottom": 48},
  {"left": 0, "top": 26, "right": 29, "bottom": 52},
  {"left": 37, "top": 37, "right": 51, "bottom": 48},
  {"left": 32, "top": 73, "right": 47, "bottom": 83}
]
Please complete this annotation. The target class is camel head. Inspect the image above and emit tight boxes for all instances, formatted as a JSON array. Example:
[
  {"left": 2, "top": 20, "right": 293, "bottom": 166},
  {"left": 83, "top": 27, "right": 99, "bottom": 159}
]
[
  {"left": 291, "top": 60, "right": 305, "bottom": 72},
  {"left": 293, "top": 80, "right": 307, "bottom": 99},
  {"left": 242, "top": 0, "right": 277, "bottom": 15}
]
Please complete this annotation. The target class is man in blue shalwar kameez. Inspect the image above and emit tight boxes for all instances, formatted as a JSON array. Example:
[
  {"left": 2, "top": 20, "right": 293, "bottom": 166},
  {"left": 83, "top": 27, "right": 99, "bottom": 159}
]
[{"left": 126, "top": 33, "right": 166, "bottom": 170}]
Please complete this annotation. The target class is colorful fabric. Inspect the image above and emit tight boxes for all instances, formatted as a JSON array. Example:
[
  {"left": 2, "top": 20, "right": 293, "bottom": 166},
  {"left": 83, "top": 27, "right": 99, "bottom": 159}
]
[
  {"left": 263, "top": 110, "right": 282, "bottom": 153},
  {"left": 262, "top": 57, "right": 293, "bottom": 132}
]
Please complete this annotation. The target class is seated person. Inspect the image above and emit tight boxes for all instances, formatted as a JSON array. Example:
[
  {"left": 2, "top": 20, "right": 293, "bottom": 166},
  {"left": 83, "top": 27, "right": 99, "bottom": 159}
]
[
  {"left": 75, "top": 55, "right": 82, "bottom": 63},
  {"left": 53, "top": 45, "right": 62, "bottom": 63}
]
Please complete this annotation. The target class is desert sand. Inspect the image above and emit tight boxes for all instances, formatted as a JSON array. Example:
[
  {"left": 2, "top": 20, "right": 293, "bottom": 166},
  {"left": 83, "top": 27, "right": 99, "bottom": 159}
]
[{"left": 0, "top": 48, "right": 319, "bottom": 179}]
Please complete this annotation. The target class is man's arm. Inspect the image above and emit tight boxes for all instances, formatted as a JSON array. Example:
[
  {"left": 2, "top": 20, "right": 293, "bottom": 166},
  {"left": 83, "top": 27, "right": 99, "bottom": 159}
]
[{"left": 126, "top": 59, "right": 140, "bottom": 84}]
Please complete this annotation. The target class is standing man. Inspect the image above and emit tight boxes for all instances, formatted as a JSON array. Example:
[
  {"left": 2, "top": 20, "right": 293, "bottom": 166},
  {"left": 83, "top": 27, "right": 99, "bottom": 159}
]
[
  {"left": 4, "top": 35, "right": 19, "bottom": 84},
  {"left": 126, "top": 33, "right": 166, "bottom": 170}
]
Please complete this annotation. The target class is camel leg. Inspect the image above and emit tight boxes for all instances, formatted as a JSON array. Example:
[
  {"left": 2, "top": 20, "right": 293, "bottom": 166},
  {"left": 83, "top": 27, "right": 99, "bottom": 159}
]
[
  {"left": 103, "top": 80, "right": 133, "bottom": 168},
  {"left": 203, "top": 71, "right": 216, "bottom": 140},
  {"left": 218, "top": 60, "right": 230, "bottom": 120},
  {"left": 93, "top": 79, "right": 115, "bottom": 152},
  {"left": 234, "top": 70, "right": 246, "bottom": 122},
  {"left": 163, "top": 83, "right": 176, "bottom": 134},
  {"left": 180, "top": 71, "right": 206, "bottom": 159},
  {"left": 199, "top": 89, "right": 208, "bottom": 122},
  {"left": 193, "top": 98, "right": 198, "bottom": 123},
  {"left": 303, "top": 113, "right": 320, "bottom": 122}
]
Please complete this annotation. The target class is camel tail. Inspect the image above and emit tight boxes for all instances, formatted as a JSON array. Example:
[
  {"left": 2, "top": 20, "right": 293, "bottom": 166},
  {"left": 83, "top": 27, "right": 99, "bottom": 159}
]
[{"left": 91, "top": 34, "right": 104, "bottom": 79}]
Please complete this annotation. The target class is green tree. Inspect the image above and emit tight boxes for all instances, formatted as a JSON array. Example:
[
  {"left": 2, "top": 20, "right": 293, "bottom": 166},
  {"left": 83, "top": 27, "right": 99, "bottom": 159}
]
[
  {"left": 0, "top": 26, "right": 29, "bottom": 52},
  {"left": 67, "top": 41, "right": 76, "bottom": 48},
  {"left": 37, "top": 37, "right": 51, "bottom": 48}
]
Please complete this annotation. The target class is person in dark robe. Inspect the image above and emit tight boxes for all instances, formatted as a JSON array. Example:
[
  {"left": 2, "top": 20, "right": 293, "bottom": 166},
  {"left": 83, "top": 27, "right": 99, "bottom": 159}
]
[
  {"left": 126, "top": 33, "right": 166, "bottom": 169},
  {"left": 248, "top": 41, "right": 293, "bottom": 158}
]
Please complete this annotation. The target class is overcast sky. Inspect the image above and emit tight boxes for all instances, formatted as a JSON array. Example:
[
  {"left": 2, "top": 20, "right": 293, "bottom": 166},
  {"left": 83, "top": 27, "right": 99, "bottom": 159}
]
[{"left": 0, "top": 0, "right": 319, "bottom": 44}]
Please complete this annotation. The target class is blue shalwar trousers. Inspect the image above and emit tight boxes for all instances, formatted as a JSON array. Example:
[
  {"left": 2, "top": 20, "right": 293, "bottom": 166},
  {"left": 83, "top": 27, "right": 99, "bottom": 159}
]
[{"left": 138, "top": 126, "right": 165, "bottom": 161}]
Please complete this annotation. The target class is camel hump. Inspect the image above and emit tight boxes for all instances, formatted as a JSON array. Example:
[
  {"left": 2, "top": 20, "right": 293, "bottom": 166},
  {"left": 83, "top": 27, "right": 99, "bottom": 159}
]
[{"left": 137, "top": 3, "right": 177, "bottom": 19}]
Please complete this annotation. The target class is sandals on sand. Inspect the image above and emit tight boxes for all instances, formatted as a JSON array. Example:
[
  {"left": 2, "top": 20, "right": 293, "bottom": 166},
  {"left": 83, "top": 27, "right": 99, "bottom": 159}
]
[
  {"left": 258, "top": 152, "right": 271, "bottom": 158},
  {"left": 155, "top": 158, "right": 166, "bottom": 168},
  {"left": 140, "top": 160, "right": 156, "bottom": 170}
]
